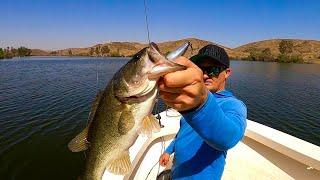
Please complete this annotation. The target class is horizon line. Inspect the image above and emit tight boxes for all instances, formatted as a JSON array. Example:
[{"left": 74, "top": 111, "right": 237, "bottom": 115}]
[{"left": 2, "top": 37, "right": 320, "bottom": 51}]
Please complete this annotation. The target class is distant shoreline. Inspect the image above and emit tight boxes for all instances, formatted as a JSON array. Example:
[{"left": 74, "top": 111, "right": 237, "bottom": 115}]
[
  {"left": 2, "top": 38, "right": 320, "bottom": 64},
  {"left": 2, "top": 55, "right": 318, "bottom": 64}
]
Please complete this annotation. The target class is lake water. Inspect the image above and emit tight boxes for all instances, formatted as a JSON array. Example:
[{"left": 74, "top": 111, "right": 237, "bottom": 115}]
[{"left": 0, "top": 57, "right": 319, "bottom": 179}]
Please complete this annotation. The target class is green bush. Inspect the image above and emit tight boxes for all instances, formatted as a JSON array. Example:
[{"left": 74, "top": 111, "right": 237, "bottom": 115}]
[
  {"left": 0, "top": 48, "right": 4, "bottom": 59},
  {"left": 277, "top": 54, "right": 289, "bottom": 63},
  {"left": 279, "top": 40, "right": 293, "bottom": 54},
  {"left": 101, "top": 46, "right": 110, "bottom": 55},
  {"left": 89, "top": 48, "right": 94, "bottom": 56},
  {"left": 290, "top": 55, "right": 304, "bottom": 63},
  {"left": 246, "top": 48, "right": 274, "bottom": 61},
  {"left": 277, "top": 54, "right": 303, "bottom": 63},
  {"left": 110, "top": 49, "right": 121, "bottom": 57}
]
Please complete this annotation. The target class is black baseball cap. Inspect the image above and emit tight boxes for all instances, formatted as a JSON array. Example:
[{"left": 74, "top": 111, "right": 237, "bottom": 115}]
[{"left": 191, "top": 44, "right": 230, "bottom": 68}]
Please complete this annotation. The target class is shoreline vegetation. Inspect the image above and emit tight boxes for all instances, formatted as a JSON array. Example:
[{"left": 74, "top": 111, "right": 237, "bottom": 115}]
[
  {"left": 1, "top": 38, "right": 320, "bottom": 64},
  {"left": 0, "top": 47, "right": 32, "bottom": 59},
  {"left": 239, "top": 40, "right": 305, "bottom": 63}
]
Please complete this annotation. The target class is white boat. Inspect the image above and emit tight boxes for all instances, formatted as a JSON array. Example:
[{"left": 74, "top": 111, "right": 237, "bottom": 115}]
[{"left": 103, "top": 109, "right": 320, "bottom": 180}]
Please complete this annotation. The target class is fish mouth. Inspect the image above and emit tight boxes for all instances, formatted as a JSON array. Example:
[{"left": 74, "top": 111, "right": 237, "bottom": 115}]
[
  {"left": 114, "top": 42, "right": 190, "bottom": 102},
  {"left": 147, "top": 42, "right": 188, "bottom": 79}
]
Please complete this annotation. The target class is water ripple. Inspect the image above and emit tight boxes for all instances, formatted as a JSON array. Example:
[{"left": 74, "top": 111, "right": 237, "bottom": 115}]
[{"left": 0, "top": 58, "right": 319, "bottom": 179}]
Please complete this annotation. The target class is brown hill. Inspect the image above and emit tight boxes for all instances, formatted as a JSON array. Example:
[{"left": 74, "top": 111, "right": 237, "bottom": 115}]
[
  {"left": 30, "top": 49, "right": 50, "bottom": 56},
  {"left": 156, "top": 38, "right": 247, "bottom": 59},
  {"left": 30, "top": 38, "right": 320, "bottom": 63},
  {"left": 49, "top": 42, "right": 146, "bottom": 57},
  {"left": 31, "top": 38, "right": 245, "bottom": 60},
  {"left": 234, "top": 39, "right": 320, "bottom": 63}
]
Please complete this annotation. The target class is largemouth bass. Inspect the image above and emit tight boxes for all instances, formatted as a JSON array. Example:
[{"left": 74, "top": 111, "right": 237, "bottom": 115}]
[{"left": 68, "top": 42, "right": 190, "bottom": 180}]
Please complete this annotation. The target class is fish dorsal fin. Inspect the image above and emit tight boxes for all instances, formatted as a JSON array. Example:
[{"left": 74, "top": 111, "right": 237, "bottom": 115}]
[
  {"left": 88, "top": 90, "right": 104, "bottom": 125},
  {"left": 118, "top": 105, "right": 135, "bottom": 135},
  {"left": 68, "top": 126, "right": 89, "bottom": 152},
  {"left": 106, "top": 151, "right": 132, "bottom": 175},
  {"left": 140, "top": 115, "right": 161, "bottom": 137}
]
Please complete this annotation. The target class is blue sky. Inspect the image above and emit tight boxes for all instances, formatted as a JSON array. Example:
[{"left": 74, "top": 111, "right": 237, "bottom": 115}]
[{"left": 1, "top": 0, "right": 320, "bottom": 50}]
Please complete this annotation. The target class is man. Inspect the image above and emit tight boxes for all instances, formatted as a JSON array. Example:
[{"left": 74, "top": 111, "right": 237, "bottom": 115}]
[{"left": 158, "top": 44, "right": 247, "bottom": 179}]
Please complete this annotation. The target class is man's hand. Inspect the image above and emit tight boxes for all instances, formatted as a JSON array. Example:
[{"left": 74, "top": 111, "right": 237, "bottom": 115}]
[
  {"left": 159, "top": 57, "right": 208, "bottom": 112},
  {"left": 159, "top": 153, "right": 170, "bottom": 167}
]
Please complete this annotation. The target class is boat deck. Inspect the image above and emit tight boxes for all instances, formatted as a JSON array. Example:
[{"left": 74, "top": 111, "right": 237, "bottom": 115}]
[{"left": 103, "top": 109, "right": 320, "bottom": 180}]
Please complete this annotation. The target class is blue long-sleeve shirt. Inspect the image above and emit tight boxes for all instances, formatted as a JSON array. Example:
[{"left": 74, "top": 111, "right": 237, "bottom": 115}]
[{"left": 164, "top": 90, "right": 247, "bottom": 179}]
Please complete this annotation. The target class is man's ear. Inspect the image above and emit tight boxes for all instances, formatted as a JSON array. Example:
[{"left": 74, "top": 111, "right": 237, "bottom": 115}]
[{"left": 225, "top": 68, "right": 232, "bottom": 79}]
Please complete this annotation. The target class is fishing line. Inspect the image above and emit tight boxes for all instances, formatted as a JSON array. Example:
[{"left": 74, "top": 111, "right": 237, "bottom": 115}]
[
  {"left": 143, "top": 1, "right": 168, "bottom": 178},
  {"left": 157, "top": 137, "right": 165, "bottom": 175},
  {"left": 144, "top": 137, "right": 165, "bottom": 180},
  {"left": 143, "top": 0, "right": 151, "bottom": 44},
  {"left": 145, "top": 158, "right": 160, "bottom": 180}
]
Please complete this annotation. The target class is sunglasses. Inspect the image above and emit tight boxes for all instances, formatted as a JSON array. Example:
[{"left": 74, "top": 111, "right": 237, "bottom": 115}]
[{"left": 199, "top": 66, "right": 226, "bottom": 77}]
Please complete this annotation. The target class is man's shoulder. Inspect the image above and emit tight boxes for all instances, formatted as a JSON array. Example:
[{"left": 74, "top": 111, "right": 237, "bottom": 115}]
[
  {"left": 229, "top": 96, "right": 246, "bottom": 108},
  {"left": 219, "top": 95, "right": 247, "bottom": 115},
  {"left": 211, "top": 90, "right": 246, "bottom": 108},
  {"left": 223, "top": 96, "right": 246, "bottom": 107}
]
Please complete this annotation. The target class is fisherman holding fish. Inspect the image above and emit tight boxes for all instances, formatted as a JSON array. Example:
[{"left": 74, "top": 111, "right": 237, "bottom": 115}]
[
  {"left": 68, "top": 42, "right": 246, "bottom": 180},
  {"left": 159, "top": 44, "right": 247, "bottom": 179}
]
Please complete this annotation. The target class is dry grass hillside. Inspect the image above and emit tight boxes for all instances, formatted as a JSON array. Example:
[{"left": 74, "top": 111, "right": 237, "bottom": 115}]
[
  {"left": 31, "top": 38, "right": 246, "bottom": 59},
  {"left": 30, "top": 49, "right": 50, "bottom": 56},
  {"left": 30, "top": 38, "right": 320, "bottom": 63},
  {"left": 234, "top": 39, "right": 320, "bottom": 63},
  {"left": 157, "top": 38, "right": 247, "bottom": 59}
]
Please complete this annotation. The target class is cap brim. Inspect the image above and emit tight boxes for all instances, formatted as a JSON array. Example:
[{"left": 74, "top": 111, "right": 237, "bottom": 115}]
[
  {"left": 191, "top": 55, "right": 226, "bottom": 67},
  {"left": 190, "top": 54, "right": 206, "bottom": 62}
]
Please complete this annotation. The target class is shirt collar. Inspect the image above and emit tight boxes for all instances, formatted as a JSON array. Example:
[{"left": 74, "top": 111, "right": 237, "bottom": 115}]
[{"left": 213, "top": 89, "right": 234, "bottom": 98}]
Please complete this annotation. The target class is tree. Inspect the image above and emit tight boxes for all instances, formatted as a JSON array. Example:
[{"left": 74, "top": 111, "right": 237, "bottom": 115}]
[
  {"left": 277, "top": 54, "right": 289, "bottom": 63},
  {"left": 50, "top": 51, "right": 58, "bottom": 55},
  {"left": 89, "top": 48, "right": 94, "bottom": 56},
  {"left": 0, "top": 48, "right": 4, "bottom": 59},
  {"left": 277, "top": 40, "right": 304, "bottom": 63},
  {"left": 95, "top": 47, "right": 100, "bottom": 56},
  {"left": 279, "top": 40, "right": 293, "bottom": 55},
  {"left": 110, "top": 49, "right": 121, "bottom": 57},
  {"left": 246, "top": 48, "right": 274, "bottom": 61},
  {"left": 260, "top": 48, "right": 273, "bottom": 61},
  {"left": 0, "top": 46, "right": 31, "bottom": 59},
  {"left": 11, "top": 47, "right": 18, "bottom": 57},
  {"left": 68, "top": 49, "right": 73, "bottom": 56},
  {"left": 290, "top": 55, "right": 303, "bottom": 63},
  {"left": 17, "top": 47, "right": 31, "bottom": 57},
  {"left": 101, "top": 46, "right": 110, "bottom": 55},
  {"left": 4, "top": 47, "right": 13, "bottom": 58}
]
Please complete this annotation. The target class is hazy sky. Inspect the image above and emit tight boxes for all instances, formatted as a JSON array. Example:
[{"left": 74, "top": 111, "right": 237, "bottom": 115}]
[{"left": 1, "top": 0, "right": 320, "bottom": 50}]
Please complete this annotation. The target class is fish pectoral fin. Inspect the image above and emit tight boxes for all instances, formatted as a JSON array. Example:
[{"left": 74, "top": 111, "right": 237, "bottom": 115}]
[
  {"left": 118, "top": 105, "right": 135, "bottom": 135},
  {"left": 140, "top": 115, "right": 161, "bottom": 136},
  {"left": 67, "top": 126, "right": 89, "bottom": 152},
  {"left": 106, "top": 151, "right": 132, "bottom": 175}
]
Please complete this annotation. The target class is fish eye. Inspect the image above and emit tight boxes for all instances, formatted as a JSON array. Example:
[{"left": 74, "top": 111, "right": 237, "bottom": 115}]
[
  {"left": 134, "top": 54, "right": 140, "bottom": 59},
  {"left": 132, "top": 47, "right": 147, "bottom": 62}
]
